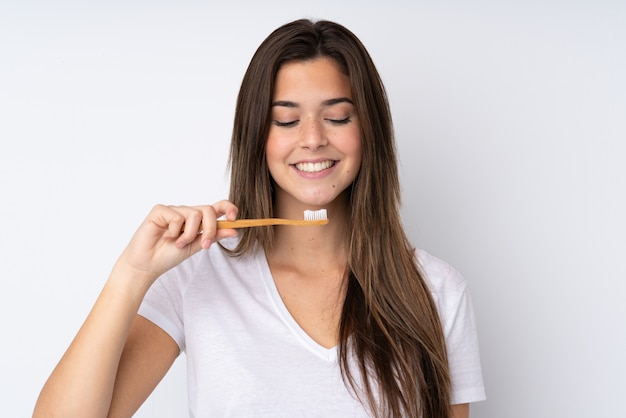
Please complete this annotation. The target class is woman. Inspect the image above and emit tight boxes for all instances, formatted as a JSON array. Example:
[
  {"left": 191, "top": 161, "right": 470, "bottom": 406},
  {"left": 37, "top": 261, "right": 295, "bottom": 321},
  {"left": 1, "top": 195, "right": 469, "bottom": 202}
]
[{"left": 34, "top": 19, "right": 485, "bottom": 418}]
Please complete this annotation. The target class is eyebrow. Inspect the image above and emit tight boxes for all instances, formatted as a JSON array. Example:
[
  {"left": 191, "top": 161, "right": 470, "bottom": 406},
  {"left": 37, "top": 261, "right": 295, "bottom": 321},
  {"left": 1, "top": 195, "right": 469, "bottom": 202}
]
[{"left": 271, "top": 97, "right": 354, "bottom": 108}]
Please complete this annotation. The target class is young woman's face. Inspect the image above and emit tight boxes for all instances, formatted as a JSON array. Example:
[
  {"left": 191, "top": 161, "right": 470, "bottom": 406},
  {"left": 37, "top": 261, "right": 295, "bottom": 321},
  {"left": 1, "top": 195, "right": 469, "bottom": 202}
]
[{"left": 266, "top": 57, "right": 362, "bottom": 211}]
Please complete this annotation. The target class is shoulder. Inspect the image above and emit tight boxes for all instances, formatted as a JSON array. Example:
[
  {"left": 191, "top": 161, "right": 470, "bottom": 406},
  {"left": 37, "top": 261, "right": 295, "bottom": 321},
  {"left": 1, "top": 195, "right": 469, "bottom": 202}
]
[
  {"left": 415, "top": 248, "right": 467, "bottom": 295},
  {"left": 415, "top": 248, "right": 472, "bottom": 328},
  {"left": 153, "top": 236, "right": 249, "bottom": 291},
  {"left": 179, "top": 235, "right": 247, "bottom": 271}
]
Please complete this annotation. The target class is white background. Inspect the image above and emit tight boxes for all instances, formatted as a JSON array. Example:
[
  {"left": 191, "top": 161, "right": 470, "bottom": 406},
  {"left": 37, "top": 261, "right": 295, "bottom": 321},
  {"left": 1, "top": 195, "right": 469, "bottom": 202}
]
[{"left": 1, "top": 1, "right": 624, "bottom": 417}]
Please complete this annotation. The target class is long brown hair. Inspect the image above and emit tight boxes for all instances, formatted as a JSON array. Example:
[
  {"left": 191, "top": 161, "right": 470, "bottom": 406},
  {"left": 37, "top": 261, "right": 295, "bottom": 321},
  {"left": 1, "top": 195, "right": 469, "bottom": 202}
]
[{"left": 227, "top": 19, "right": 451, "bottom": 418}]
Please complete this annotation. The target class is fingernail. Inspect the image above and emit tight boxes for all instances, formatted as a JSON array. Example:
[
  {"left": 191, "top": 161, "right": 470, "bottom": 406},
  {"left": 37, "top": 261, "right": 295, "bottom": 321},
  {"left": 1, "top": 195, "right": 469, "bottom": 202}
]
[{"left": 202, "top": 238, "right": 212, "bottom": 249}]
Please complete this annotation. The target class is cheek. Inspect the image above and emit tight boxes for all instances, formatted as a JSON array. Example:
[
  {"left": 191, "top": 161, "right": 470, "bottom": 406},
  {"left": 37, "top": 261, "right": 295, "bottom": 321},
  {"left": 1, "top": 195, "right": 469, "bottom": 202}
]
[
  {"left": 349, "top": 134, "right": 363, "bottom": 179},
  {"left": 339, "top": 144, "right": 362, "bottom": 187},
  {"left": 265, "top": 134, "right": 288, "bottom": 179},
  {"left": 265, "top": 134, "right": 281, "bottom": 163},
  {"left": 346, "top": 131, "right": 363, "bottom": 168},
  {"left": 265, "top": 128, "right": 293, "bottom": 155}
]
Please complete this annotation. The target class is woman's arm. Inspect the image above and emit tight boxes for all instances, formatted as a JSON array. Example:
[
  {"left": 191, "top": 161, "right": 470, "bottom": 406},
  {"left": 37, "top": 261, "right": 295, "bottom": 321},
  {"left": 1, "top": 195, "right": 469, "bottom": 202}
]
[
  {"left": 107, "top": 315, "right": 180, "bottom": 417},
  {"left": 33, "top": 273, "right": 177, "bottom": 417},
  {"left": 451, "top": 403, "right": 470, "bottom": 418},
  {"left": 33, "top": 202, "right": 238, "bottom": 417}
]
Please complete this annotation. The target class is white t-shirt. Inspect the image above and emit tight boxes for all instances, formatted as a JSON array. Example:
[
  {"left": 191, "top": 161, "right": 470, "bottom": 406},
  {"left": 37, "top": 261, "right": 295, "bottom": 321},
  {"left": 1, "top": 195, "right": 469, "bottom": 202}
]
[{"left": 139, "top": 237, "right": 486, "bottom": 417}]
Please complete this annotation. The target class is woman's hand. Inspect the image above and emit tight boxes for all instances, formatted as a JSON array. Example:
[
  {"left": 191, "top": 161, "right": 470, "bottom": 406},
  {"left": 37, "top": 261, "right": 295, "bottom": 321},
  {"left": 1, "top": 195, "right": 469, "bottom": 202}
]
[{"left": 113, "top": 200, "right": 238, "bottom": 286}]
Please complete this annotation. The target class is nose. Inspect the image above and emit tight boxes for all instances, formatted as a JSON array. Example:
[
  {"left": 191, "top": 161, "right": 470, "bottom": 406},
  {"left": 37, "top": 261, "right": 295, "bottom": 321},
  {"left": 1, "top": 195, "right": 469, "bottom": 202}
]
[{"left": 299, "top": 117, "right": 327, "bottom": 151}]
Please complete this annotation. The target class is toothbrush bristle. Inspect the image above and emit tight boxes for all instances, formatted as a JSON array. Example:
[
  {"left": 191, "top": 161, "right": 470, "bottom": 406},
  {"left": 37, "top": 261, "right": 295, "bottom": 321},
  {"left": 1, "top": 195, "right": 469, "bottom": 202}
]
[{"left": 304, "top": 209, "right": 328, "bottom": 221}]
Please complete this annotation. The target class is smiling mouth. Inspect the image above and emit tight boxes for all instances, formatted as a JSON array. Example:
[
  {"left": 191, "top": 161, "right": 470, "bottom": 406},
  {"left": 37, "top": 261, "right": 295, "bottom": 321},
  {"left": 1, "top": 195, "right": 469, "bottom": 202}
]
[{"left": 294, "top": 160, "right": 336, "bottom": 173}]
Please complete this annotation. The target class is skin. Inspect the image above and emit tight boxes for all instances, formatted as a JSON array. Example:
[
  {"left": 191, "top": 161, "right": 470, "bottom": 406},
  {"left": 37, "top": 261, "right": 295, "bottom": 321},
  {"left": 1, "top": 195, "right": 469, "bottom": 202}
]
[
  {"left": 265, "top": 58, "right": 361, "bottom": 349},
  {"left": 33, "top": 57, "right": 469, "bottom": 417}
]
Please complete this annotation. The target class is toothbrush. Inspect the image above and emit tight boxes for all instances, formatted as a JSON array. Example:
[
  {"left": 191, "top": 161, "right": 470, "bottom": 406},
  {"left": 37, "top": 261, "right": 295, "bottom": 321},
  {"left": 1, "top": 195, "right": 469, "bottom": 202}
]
[
  {"left": 183, "top": 209, "right": 329, "bottom": 233},
  {"left": 217, "top": 209, "right": 329, "bottom": 229}
]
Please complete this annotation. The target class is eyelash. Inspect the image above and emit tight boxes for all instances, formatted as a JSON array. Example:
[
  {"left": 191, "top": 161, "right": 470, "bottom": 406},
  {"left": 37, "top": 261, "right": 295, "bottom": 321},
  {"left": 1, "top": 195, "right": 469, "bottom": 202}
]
[
  {"left": 273, "top": 117, "right": 352, "bottom": 127},
  {"left": 274, "top": 120, "right": 298, "bottom": 127},
  {"left": 329, "top": 117, "right": 352, "bottom": 125}
]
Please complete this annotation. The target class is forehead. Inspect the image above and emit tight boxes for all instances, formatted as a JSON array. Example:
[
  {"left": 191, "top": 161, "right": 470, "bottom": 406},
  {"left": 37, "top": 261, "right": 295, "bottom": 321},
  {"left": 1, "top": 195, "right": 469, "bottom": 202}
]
[{"left": 273, "top": 57, "right": 352, "bottom": 100}]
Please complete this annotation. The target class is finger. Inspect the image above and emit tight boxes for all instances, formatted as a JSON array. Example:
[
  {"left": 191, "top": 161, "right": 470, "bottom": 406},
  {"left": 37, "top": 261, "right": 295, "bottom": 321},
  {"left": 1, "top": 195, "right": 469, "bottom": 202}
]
[
  {"left": 172, "top": 206, "right": 204, "bottom": 248},
  {"left": 198, "top": 205, "right": 220, "bottom": 249},
  {"left": 210, "top": 200, "right": 239, "bottom": 241},
  {"left": 212, "top": 200, "right": 239, "bottom": 222},
  {"left": 146, "top": 205, "right": 185, "bottom": 239}
]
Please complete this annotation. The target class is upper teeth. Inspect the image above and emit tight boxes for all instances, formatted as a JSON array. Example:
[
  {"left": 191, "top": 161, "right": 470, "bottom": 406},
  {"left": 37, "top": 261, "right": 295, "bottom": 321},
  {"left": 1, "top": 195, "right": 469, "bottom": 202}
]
[{"left": 295, "top": 160, "right": 334, "bottom": 173}]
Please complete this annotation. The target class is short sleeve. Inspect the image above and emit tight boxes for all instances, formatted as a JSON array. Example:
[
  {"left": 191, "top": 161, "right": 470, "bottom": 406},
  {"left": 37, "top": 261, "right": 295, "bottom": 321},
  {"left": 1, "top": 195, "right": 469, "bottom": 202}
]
[
  {"left": 417, "top": 250, "right": 486, "bottom": 404},
  {"left": 138, "top": 264, "right": 187, "bottom": 352}
]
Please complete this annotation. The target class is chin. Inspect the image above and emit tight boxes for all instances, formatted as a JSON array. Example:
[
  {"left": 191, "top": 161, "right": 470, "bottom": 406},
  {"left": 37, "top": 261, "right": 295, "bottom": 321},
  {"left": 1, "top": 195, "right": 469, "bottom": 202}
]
[
  {"left": 297, "top": 194, "right": 336, "bottom": 208},
  {"left": 302, "top": 195, "right": 339, "bottom": 208}
]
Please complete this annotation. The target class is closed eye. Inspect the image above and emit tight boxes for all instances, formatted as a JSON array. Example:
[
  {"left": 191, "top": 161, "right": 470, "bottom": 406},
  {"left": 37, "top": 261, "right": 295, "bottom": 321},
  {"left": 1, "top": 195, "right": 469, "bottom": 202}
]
[
  {"left": 273, "top": 120, "right": 299, "bottom": 127},
  {"left": 326, "top": 117, "right": 351, "bottom": 125}
]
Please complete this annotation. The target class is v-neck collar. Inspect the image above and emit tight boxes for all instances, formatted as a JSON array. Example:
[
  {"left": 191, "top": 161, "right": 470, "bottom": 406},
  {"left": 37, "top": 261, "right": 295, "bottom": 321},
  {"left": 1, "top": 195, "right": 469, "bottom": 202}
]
[{"left": 255, "top": 249, "right": 339, "bottom": 362}]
